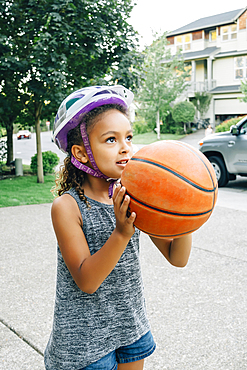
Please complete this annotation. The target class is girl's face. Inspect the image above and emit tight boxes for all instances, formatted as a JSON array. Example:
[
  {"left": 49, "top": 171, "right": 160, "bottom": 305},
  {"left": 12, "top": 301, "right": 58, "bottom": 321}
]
[{"left": 89, "top": 109, "right": 133, "bottom": 179}]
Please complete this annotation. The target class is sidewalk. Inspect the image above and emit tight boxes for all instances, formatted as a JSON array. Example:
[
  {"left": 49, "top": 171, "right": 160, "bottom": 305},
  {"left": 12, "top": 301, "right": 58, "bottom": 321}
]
[{"left": 1, "top": 130, "right": 247, "bottom": 369}]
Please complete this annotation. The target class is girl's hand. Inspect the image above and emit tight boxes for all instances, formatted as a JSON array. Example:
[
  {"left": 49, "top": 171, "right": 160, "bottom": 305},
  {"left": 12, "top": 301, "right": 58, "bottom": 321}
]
[{"left": 112, "top": 184, "right": 136, "bottom": 238}]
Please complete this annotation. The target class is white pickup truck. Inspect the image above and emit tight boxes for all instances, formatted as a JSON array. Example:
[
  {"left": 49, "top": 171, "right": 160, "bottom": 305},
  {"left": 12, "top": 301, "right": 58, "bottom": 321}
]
[{"left": 199, "top": 116, "right": 247, "bottom": 187}]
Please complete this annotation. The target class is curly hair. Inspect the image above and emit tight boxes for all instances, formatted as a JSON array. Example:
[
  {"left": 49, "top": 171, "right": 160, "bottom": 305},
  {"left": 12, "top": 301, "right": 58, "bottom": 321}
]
[{"left": 52, "top": 104, "right": 128, "bottom": 206}]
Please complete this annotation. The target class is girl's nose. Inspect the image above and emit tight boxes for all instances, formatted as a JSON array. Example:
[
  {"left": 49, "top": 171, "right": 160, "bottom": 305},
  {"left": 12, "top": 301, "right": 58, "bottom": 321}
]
[{"left": 120, "top": 140, "right": 130, "bottom": 153}]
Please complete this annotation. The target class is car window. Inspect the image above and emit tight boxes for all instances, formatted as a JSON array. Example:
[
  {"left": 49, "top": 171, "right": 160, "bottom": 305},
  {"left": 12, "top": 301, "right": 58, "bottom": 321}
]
[{"left": 240, "top": 121, "right": 247, "bottom": 134}]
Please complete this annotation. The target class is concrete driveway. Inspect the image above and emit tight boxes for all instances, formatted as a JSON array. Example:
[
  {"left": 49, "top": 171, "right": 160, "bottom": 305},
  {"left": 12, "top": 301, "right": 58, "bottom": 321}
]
[{"left": 1, "top": 130, "right": 247, "bottom": 369}]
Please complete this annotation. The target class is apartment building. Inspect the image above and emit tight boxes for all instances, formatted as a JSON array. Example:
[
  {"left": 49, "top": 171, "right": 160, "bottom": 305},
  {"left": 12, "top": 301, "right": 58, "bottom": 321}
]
[{"left": 166, "top": 7, "right": 247, "bottom": 125}]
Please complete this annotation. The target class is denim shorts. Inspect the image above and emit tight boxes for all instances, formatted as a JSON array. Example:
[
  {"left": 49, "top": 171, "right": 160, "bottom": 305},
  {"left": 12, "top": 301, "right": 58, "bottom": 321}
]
[{"left": 80, "top": 331, "right": 156, "bottom": 370}]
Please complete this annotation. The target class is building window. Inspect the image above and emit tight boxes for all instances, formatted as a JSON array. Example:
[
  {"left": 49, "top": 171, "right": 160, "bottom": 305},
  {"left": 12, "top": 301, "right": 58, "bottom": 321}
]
[
  {"left": 175, "top": 34, "right": 191, "bottom": 52},
  {"left": 175, "top": 35, "right": 183, "bottom": 52},
  {"left": 184, "top": 34, "right": 191, "bottom": 51},
  {"left": 222, "top": 24, "right": 237, "bottom": 41},
  {"left": 176, "top": 62, "right": 192, "bottom": 81},
  {"left": 234, "top": 56, "right": 247, "bottom": 79},
  {"left": 209, "top": 30, "right": 217, "bottom": 42}
]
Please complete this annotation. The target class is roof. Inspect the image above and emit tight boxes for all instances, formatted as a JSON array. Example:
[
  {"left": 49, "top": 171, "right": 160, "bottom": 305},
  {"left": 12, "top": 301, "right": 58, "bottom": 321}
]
[
  {"left": 210, "top": 85, "right": 241, "bottom": 93},
  {"left": 215, "top": 50, "right": 247, "bottom": 58},
  {"left": 167, "top": 8, "right": 247, "bottom": 36},
  {"left": 180, "top": 48, "right": 247, "bottom": 61},
  {"left": 180, "top": 47, "right": 220, "bottom": 61}
]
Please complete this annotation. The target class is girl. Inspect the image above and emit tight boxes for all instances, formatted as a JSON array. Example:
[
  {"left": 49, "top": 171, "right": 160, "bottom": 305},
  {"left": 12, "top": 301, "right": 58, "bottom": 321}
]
[{"left": 44, "top": 85, "right": 192, "bottom": 370}]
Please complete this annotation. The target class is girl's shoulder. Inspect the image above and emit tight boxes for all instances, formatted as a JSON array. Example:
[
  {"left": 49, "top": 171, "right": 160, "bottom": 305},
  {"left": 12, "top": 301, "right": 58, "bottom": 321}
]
[
  {"left": 51, "top": 192, "right": 83, "bottom": 227},
  {"left": 52, "top": 188, "right": 84, "bottom": 210},
  {"left": 52, "top": 192, "right": 77, "bottom": 209}
]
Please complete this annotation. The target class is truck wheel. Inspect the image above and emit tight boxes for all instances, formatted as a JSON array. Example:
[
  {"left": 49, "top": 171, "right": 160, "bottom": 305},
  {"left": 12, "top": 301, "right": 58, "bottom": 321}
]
[{"left": 208, "top": 156, "right": 229, "bottom": 187}]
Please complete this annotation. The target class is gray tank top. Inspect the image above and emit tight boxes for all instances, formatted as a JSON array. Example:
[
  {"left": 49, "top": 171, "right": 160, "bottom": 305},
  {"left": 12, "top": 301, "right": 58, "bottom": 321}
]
[{"left": 44, "top": 188, "right": 150, "bottom": 369}]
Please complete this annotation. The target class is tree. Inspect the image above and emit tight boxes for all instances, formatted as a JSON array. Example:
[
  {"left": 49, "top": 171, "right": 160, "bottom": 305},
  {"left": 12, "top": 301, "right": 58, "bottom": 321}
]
[
  {"left": 191, "top": 92, "right": 212, "bottom": 119},
  {"left": 0, "top": 0, "right": 138, "bottom": 182},
  {"left": 172, "top": 101, "right": 195, "bottom": 132},
  {"left": 110, "top": 49, "right": 145, "bottom": 92},
  {"left": 0, "top": 34, "right": 26, "bottom": 164},
  {"left": 0, "top": 89, "right": 22, "bottom": 165},
  {"left": 137, "top": 33, "right": 189, "bottom": 139}
]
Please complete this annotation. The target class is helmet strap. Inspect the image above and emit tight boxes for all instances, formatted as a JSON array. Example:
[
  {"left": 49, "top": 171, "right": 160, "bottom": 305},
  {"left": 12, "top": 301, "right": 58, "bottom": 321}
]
[
  {"left": 80, "top": 122, "right": 103, "bottom": 175},
  {"left": 70, "top": 122, "right": 118, "bottom": 198}
]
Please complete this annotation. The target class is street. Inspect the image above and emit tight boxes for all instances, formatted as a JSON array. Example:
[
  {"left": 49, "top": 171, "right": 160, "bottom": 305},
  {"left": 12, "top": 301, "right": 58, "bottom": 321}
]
[{"left": 13, "top": 131, "right": 66, "bottom": 166}]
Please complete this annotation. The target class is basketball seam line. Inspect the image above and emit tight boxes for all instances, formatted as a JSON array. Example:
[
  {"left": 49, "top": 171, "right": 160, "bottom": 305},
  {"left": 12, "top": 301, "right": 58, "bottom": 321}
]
[
  {"left": 128, "top": 193, "right": 213, "bottom": 217},
  {"left": 131, "top": 157, "right": 216, "bottom": 193},
  {"left": 138, "top": 226, "right": 199, "bottom": 238},
  {"left": 176, "top": 141, "right": 217, "bottom": 207}
]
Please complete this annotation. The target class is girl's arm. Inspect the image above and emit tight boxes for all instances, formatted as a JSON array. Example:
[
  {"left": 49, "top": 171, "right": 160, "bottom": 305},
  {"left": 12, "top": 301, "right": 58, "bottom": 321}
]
[
  {"left": 51, "top": 185, "right": 136, "bottom": 294},
  {"left": 149, "top": 234, "right": 192, "bottom": 267}
]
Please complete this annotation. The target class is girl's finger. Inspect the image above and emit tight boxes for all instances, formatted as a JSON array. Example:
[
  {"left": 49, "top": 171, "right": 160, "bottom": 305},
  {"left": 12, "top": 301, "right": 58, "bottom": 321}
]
[
  {"left": 119, "top": 194, "right": 132, "bottom": 216},
  {"left": 114, "top": 185, "right": 126, "bottom": 207},
  {"left": 127, "top": 211, "right": 136, "bottom": 224},
  {"left": 112, "top": 183, "right": 122, "bottom": 201}
]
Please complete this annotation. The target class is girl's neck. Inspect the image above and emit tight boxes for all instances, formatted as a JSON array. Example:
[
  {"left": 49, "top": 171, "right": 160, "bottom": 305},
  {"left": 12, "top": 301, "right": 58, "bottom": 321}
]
[{"left": 83, "top": 176, "right": 114, "bottom": 205}]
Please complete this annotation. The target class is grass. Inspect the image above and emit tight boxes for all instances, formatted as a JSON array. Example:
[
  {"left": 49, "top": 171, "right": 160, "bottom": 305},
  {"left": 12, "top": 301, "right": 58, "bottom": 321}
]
[
  {"left": 0, "top": 174, "right": 55, "bottom": 207},
  {"left": 0, "top": 131, "right": 186, "bottom": 207},
  {"left": 132, "top": 132, "right": 185, "bottom": 145}
]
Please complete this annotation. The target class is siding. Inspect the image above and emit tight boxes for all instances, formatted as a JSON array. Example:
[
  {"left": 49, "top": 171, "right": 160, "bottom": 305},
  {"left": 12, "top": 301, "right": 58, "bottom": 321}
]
[
  {"left": 213, "top": 57, "right": 236, "bottom": 85},
  {"left": 239, "top": 9, "right": 247, "bottom": 29},
  {"left": 196, "top": 61, "right": 205, "bottom": 81},
  {"left": 192, "top": 30, "right": 203, "bottom": 40}
]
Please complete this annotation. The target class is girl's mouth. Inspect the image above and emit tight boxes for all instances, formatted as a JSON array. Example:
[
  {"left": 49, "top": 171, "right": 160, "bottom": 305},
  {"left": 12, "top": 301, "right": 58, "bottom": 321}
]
[{"left": 117, "top": 159, "right": 129, "bottom": 165}]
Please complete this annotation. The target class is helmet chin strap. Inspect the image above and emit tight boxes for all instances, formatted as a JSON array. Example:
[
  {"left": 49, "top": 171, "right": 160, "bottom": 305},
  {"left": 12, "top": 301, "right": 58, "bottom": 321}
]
[{"left": 71, "top": 123, "right": 118, "bottom": 198}]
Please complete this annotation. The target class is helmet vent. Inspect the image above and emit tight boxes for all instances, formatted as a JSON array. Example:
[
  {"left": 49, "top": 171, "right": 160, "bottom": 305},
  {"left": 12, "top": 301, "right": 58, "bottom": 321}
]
[
  {"left": 66, "top": 96, "right": 84, "bottom": 110},
  {"left": 94, "top": 90, "right": 111, "bottom": 96}
]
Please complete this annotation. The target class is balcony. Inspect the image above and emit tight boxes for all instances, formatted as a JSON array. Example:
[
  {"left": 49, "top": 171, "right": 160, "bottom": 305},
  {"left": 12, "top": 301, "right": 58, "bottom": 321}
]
[{"left": 184, "top": 79, "right": 216, "bottom": 97}]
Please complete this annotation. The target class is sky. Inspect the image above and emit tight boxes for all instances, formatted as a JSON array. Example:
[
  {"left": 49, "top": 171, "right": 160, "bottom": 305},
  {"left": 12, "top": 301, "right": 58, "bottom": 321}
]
[{"left": 129, "top": 0, "right": 247, "bottom": 49}]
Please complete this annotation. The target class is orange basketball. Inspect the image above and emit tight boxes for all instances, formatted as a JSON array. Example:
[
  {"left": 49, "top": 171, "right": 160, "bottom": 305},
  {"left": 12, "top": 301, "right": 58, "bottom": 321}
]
[{"left": 121, "top": 140, "right": 218, "bottom": 238}]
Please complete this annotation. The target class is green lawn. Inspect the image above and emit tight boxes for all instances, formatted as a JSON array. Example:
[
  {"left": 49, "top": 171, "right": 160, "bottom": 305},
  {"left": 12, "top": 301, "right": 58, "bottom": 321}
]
[
  {"left": 132, "top": 132, "right": 185, "bottom": 145},
  {"left": 0, "top": 174, "right": 55, "bottom": 207}
]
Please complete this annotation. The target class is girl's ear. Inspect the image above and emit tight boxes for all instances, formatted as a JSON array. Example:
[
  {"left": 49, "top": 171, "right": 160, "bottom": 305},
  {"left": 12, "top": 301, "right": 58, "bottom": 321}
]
[{"left": 71, "top": 145, "right": 89, "bottom": 164}]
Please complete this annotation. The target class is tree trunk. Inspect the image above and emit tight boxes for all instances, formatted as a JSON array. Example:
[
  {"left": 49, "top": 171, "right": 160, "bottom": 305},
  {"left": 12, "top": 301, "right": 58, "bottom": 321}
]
[
  {"left": 156, "top": 110, "right": 160, "bottom": 140},
  {"left": 6, "top": 123, "right": 14, "bottom": 165},
  {"left": 184, "top": 122, "right": 187, "bottom": 133},
  {"left": 35, "top": 103, "right": 44, "bottom": 183}
]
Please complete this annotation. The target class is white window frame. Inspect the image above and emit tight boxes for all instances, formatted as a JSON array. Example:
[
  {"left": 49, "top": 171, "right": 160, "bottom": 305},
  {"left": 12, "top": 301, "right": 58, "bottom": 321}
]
[
  {"left": 209, "top": 30, "right": 217, "bottom": 42},
  {"left": 234, "top": 56, "right": 247, "bottom": 80},
  {"left": 175, "top": 34, "right": 192, "bottom": 52},
  {"left": 221, "top": 24, "right": 238, "bottom": 42}
]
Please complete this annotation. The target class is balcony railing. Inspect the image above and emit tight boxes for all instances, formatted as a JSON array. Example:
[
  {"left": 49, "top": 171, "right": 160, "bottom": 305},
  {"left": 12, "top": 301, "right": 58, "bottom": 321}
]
[{"left": 185, "top": 79, "right": 216, "bottom": 93}]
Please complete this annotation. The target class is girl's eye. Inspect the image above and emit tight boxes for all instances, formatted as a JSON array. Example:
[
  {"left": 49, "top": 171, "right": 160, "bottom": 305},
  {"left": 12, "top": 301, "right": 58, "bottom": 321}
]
[
  {"left": 126, "top": 135, "right": 133, "bottom": 142},
  {"left": 106, "top": 137, "right": 116, "bottom": 143}
]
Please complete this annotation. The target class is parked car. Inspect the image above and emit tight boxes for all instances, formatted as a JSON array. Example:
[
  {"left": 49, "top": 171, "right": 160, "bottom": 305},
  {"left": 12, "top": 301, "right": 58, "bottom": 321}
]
[
  {"left": 199, "top": 116, "right": 247, "bottom": 187},
  {"left": 17, "top": 130, "right": 32, "bottom": 140}
]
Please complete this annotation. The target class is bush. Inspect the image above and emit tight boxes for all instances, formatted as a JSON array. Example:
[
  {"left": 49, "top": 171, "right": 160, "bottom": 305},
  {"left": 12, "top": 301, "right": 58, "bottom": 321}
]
[
  {"left": 172, "top": 101, "right": 195, "bottom": 125},
  {"left": 169, "top": 125, "right": 185, "bottom": 135},
  {"left": 31, "top": 151, "right": 59, "bottom": 174},
  {"left": 215, "top": 117, "right": 243, "bottom": 133},
  {"left": 160, "top": 112, "right": 175, "bottom": 134},
  {"left": 132, "top": 117, "right": 151, "bottom": 135}
]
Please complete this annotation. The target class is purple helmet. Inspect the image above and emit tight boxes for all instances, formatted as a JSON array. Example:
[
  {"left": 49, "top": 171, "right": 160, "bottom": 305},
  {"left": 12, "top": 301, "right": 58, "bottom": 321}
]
[
  {"left": 53, "top": 85, "right": 134, "bottom": 198},
  {"left": 53, "top": 85, "right": 134, "bottom": 154}
]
